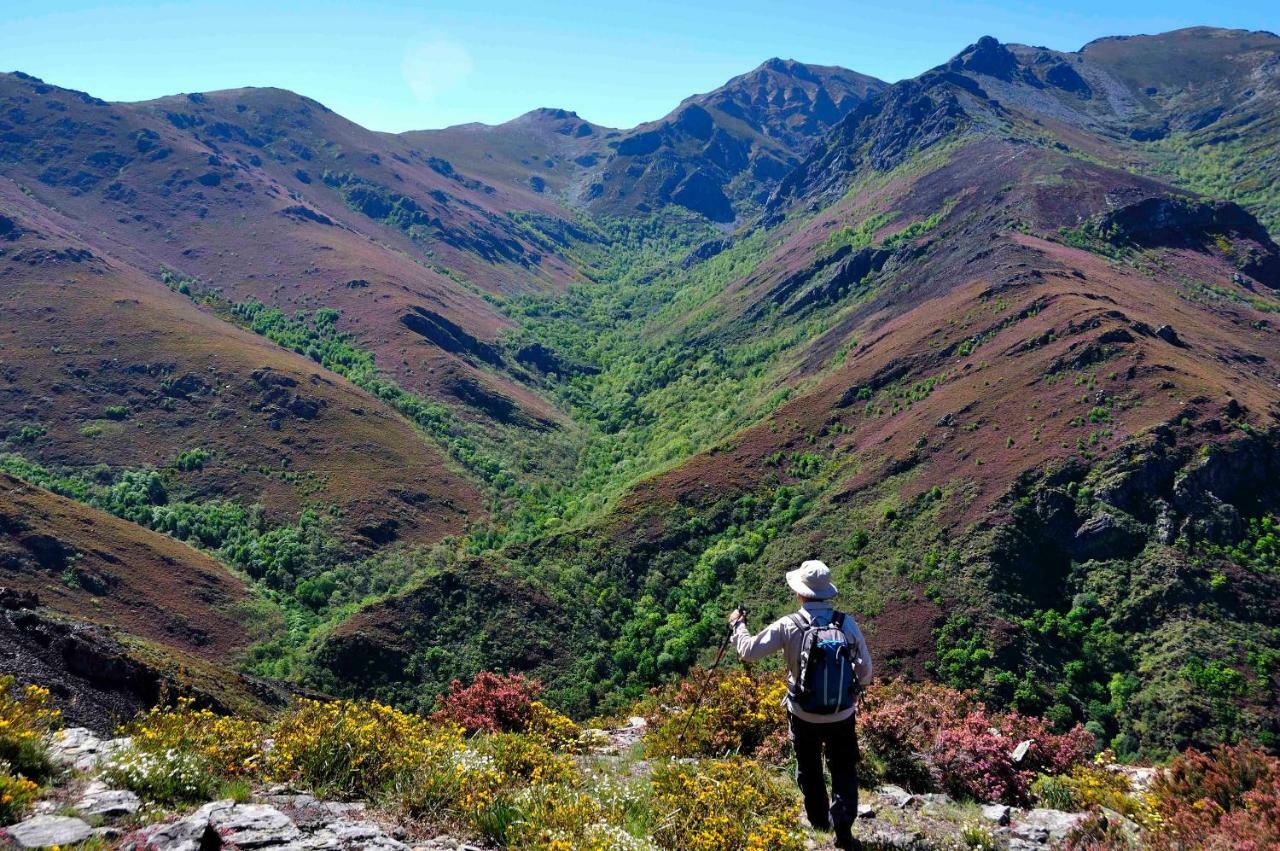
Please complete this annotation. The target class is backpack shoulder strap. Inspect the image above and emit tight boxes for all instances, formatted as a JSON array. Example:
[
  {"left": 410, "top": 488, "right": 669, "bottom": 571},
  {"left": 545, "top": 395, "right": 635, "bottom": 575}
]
[
  {"left": 789, "top": 612, "right": 810, "bottom": 632},
  {"left": 832, "top": 611, "right": 846, "bottom": 630}
]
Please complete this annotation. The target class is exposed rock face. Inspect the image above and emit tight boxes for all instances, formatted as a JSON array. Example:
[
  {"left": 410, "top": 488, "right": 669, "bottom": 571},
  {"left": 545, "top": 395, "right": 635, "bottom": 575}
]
[
  {"left": 399, "top": 308, "right": 503, "bottom": 367},
  {"left": 1097, "top": 197, "right": 1280, "bottom": 288}
]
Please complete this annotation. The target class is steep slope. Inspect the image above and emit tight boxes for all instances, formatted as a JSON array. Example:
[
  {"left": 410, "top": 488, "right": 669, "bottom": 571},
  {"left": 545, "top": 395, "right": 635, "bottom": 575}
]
[
  {"left": 1, "top": 472, "right": 251, "bottom": 660},
  {"left": 0, "top": 182, "right": 481, "bottom": 547},
  {"left": 0, "top": 72, "right": 575, "bottom": 428},
  {"left": 584, "top": 60, "right": 886, "bottom": 222},
  {"left": 0, "top": 474, "right": 294, "bottom": 729}
]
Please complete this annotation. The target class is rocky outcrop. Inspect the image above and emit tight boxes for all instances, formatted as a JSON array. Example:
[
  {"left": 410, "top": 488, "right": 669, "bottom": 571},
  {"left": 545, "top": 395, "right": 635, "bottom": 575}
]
[
  {"left": 399, "top": 308, "right": 503, "bottom": 367},
  {"left": 1096, "top": 197, "right": 1280, "bottom": 288}
]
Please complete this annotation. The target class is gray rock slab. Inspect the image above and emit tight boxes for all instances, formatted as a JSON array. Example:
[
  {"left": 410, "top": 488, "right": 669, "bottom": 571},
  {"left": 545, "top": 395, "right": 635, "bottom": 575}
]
[
  {"left": 5, "top": 815, "right": 94, "bottom": 849},
  {"left": 1011, "top": 808, "right": 1088, "bottom": 844},
  {"left": 76, "top": 781, "right": 142, "bottom": 818},
  {"left": 980, "top": 803, "right": 1012, "bottom": 825},
  {"left": 208, "top": 803, "right": 302, "bottom": 848}
]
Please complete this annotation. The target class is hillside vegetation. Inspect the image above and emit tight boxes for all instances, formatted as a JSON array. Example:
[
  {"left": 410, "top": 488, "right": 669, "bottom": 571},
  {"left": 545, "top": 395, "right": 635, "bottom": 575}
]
[{"left": 1, "top": 28, "right": 1278, "bottom": 833}]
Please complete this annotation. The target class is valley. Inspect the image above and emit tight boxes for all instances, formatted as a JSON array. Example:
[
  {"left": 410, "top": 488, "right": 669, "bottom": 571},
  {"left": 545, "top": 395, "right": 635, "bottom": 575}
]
[{"left": 1, "top": 24, "right": 1278, "bottom": 767}]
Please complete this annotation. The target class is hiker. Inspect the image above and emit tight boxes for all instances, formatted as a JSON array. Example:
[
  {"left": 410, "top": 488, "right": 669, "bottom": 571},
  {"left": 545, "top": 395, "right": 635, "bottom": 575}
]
[{"left": 728, "top": 560, "right": 873, "bottom": 851}]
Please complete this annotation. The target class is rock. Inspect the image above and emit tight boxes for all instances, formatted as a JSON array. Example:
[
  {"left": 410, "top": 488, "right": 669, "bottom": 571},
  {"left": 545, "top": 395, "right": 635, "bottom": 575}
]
[
  {"left": 874, "top": 784, "right": 922, "bottom": 808},
  {"left": 208, "top": 803, "right": 301, "bottom": 848},
  {"left": 1155, "top": 324, "right": 1185, "bottom": 347},
  {"left": 4, "top": 815, "right": 94, "bottom": 848},
  {"left": 981, "top": 803, "right": 1012, "bottom": 825},
  {"left": 857, "top": 803, "right": 877, "bottom": 819},
  {"left": 127, "top": 811, "right": 215, "bottom": 851},
  {"left": 1011, "top": 739, "right": 1033, "bottom": 762},
  {"left": 1107, "top": 763, "right": 1159, "bottom": 792},
  {"left": 863, "top": 823, "right": 930, "bottom": 849},
  {"left": 917, "top": 792, "right": 953, "bottom": 809},
  {"left": 1070, "top": 511, "right": 1146, "bottom": 561},
  {"left": 51, "top": 728, "right": 132, "bottom": 771},
  {"left": 1010, "top": 808, "right": 1089, "bottom": 845},
  {"left": 76, "top": 781, "right": 142, "bottom": 818},
  {"left": 329, "top": 820, "right": 409, "bottom": 850}
]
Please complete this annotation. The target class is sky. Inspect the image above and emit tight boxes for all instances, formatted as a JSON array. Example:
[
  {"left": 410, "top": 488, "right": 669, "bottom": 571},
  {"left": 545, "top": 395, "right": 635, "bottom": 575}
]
[{"left": 7, "top": 1, "right": 1278, "bottom": 133}]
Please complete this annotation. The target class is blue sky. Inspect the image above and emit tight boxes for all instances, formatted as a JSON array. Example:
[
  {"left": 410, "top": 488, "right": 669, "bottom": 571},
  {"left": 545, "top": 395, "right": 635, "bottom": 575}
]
[{"left": 7, "top": 1, "right": 1278, "bottom": 132}]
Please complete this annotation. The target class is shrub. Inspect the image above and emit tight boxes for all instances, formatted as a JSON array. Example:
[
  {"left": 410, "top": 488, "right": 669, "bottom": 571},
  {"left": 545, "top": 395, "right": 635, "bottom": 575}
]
[
  {"left": 393, "top": 747, "right": 503, "bottom": 823},
  {"left": 102, "top": 747, "right": 216, "bottom": 805},
  {"left": 103, "top": 405, "right": 130, "bottom": 421},
  {"left": 860, "top": 679, "right": 1094, "bottom": 803},
  {"left": 0, "top": 676, "right": 60, "bottom": 783},
  {"left": 641, "top": 669, "right": 789, "bottom": 762},
  {"left": 268, "top": 698, "right": 461, "bottom": 798},
  {"left": 649, "top": 759, "right": 805, "bottom": 851},
  {"left": 0, "top": 763, "right": 40, "bottom": 824},
  {"left": 175, "top": 448, "right": 211, "bottom": 471},
  {"left": 1148, "top": 742, "right": 1280, "bottom": 850},
  {"left": 477, "top": 733, "right": 576, "bottom": 787},
  {"left": 122, "top": 699, "right": 265, "bottom": 777},
  {"left": 526, "top": 699, "right": 586, "bottom": 753},
  {"left": 1032, "top": 764, "right": 1158, "bottom": 828},
  {"left": 433, "top": 672, "right": 541, "bottom": 735}
]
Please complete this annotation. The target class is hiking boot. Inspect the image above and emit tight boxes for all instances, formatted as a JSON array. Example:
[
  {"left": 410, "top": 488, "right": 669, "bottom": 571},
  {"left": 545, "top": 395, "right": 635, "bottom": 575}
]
[
  {"left": 800, "top": 812, "right": 832, "bottom": 832},
  {"left": 833, "top": 823, "right": 861, "bottom": 851}
]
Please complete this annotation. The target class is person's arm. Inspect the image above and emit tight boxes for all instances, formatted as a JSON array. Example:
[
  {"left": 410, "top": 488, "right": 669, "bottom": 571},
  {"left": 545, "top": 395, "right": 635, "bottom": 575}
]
[
  {"left": 731, "top": 616, "right": 789, "bottom": 661},
  {"left": 845, "top": 616, "right": 874, "bottom": 687}
]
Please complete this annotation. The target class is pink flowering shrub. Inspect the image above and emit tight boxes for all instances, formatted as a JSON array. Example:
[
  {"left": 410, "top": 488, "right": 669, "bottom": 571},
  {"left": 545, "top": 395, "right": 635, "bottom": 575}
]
[
  {"left": 432, "top": 672, "right": 541, "bottom": 734},
  {"left": 860, "top": 679, "right": 1095, "bottom": 804}
]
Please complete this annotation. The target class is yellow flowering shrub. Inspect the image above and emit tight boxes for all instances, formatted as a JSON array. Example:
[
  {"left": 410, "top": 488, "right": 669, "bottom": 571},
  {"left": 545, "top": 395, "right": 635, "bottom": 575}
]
[
  {"left": 528, "top": 700, "right": 587, "bottom": 753},
  {"left": 267, "top": 699, "right": 463, "bottom": 799},
  {"left": 649, "top": 758, "right": 805, "bottom": 851},
  {"left": 0, "top": 676, "right": 60, "bottom": 782},
  {"left": 479, "top": 733, "right": 578, "bottom": 787},
  {"left": 122, "top": 699, "right": 265, "bottom": 777},
  {"left": 643, "top": 670, "right": 789, "bottom": 762},
  {"left": 1064, "top": 764, "right": 1159, "bottom": 829},
  {"left": 0, "top": 762, "right": 40, "bottom": 823}
]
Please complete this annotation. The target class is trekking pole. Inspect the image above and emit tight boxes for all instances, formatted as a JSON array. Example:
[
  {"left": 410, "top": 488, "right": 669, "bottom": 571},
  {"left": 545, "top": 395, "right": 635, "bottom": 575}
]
[{"left": 676, "top": 604, "right": 746, "bottom": 744}]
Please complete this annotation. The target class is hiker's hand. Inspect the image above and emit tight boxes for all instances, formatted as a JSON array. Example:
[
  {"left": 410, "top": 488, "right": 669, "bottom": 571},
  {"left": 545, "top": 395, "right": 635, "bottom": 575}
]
[{"left": 727, "top": 608, "right": 746, "bottom": 627}]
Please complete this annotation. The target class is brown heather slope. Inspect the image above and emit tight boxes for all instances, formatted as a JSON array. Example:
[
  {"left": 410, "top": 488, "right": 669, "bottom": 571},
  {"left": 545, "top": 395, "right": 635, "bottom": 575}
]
[
  {"left": 0, "top": 182, "right": 481, "bottom": 545},
  {"left": 0, "top": 73, "right": 571, "bottom": 424},
  {"left": 0, "top": 472, "right": 251, "bottom": 660}
]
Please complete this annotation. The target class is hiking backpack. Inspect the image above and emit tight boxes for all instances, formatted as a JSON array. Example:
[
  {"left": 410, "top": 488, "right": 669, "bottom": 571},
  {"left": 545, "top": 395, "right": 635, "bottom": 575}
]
[{"left": 789, "top": 611, "right": 857, "bottom": 715}]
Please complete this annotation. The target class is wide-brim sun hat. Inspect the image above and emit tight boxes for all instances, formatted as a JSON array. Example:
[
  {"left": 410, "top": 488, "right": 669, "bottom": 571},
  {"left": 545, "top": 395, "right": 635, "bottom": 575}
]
[{"left": 786, "top": 559, "right": 838, "bottom": 600}]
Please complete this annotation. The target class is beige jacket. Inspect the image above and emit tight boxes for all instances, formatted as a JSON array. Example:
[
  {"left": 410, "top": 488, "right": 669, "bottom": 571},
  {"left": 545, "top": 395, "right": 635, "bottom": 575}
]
[{"left": 731, "top": 601, "right": 873, "bottom": 724}]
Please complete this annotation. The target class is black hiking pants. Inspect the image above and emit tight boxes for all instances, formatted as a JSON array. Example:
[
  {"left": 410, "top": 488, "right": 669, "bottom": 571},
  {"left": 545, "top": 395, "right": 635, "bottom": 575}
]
[{"left": 789, "top": 713, "right": 859, "bottom": 838}]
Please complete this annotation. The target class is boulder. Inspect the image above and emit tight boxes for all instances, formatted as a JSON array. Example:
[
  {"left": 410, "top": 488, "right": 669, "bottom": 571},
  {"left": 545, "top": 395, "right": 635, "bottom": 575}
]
[
  {"left": 980, "top": 803, "right": 1012, "bottom": 825},
  {"left": 4, "top": 815, "right": 94, "bottom": 849},
  {"left": 1010, "top": 808, "right": 1089, "bottom": 845},
  {"left": 76, "top": 781, "right": 141, "bottom": 818},
  {"left": 874, "top": 784, "right": 922, "bottom": 808}
]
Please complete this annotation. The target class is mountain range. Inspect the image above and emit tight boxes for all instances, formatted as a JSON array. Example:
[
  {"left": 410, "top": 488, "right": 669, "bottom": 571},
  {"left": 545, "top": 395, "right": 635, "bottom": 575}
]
[{"left": 1, "top": 25, "right": 1278, "bottom": 756}]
